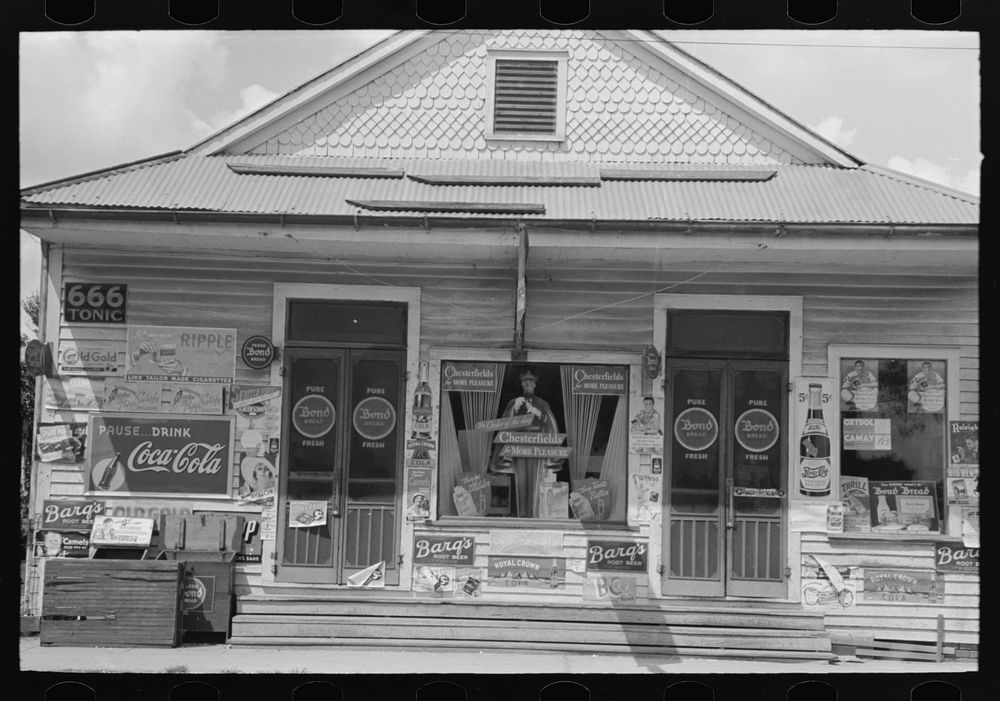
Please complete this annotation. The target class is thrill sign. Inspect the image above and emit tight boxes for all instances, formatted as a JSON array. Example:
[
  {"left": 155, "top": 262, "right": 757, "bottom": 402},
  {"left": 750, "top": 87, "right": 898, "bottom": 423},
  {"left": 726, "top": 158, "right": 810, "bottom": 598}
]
[{"left": 86, "top": 415, "right": 234, "bottom": 497}]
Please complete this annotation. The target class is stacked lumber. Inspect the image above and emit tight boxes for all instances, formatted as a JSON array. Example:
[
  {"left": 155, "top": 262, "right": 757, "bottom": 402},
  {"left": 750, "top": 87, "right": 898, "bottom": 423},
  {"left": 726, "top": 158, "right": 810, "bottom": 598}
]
[{"left": 41, "top": 559, "right": 184, "bottom": 647}]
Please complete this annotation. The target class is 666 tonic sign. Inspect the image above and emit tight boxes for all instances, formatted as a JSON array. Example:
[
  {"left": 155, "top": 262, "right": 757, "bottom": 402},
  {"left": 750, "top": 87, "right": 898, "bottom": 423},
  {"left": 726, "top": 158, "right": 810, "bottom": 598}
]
[{"left": 87, "top": 415, "right": 234, "bottom": 496}]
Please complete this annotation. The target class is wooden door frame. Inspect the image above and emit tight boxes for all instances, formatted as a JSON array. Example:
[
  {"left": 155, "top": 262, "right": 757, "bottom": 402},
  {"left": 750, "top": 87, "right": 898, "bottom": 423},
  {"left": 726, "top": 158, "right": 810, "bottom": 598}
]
[
  {"left": 274, "top": 346, "right": 348, "bottom": 583},
  {"left": 652, "top": 294, "right": 803, "bottom": 601},
  {"left": 268, "top": 284, "right": 421, "bottom": 589}
]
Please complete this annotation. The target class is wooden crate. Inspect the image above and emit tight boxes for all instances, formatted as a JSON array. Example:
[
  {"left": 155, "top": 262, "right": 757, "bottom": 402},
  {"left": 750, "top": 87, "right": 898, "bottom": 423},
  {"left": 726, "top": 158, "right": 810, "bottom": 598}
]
[{"left": 41, "top": 559, "right": 184, "bottom": 647}]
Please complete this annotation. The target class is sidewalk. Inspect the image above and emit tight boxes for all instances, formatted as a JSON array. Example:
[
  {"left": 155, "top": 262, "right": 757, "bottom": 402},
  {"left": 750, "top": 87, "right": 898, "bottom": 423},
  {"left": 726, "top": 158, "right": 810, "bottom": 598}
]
[{"left": 18, "top": 635, "right": 977, "bottom": 675}]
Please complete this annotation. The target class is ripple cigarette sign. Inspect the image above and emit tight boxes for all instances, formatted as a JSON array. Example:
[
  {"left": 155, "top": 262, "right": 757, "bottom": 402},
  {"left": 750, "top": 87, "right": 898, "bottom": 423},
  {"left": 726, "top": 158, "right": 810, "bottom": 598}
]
[{"left": 86, "top": 415, "right": 234, "bottom": 496}]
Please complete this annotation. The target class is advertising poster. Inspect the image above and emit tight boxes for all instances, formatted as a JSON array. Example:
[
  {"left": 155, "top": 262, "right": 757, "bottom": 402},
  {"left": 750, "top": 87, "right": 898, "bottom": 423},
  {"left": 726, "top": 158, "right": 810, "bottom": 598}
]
[
  {"left": 585, "top": 540, "right": 648, "bottom": 573},
  {"left": 87, "top": 415, "right": 234, "bottom": 496},
  {"left": 260, "top": 500, "right": 277, "bottom": 540},
  {"left": 869, "top": 481, "right": 940, "bottom": 533},
  {"left": 62, "top": 283, "right": 127, "bottom": 324},
  {"left": 959, "top": 508, "right": 980, "bottom": 548},
  {"left": 453, "top": 473, "right": 490, "bottom": 516},
  {"left": 862, "top": 569, "right": 941, "bottom": 603},
  {"left": 182, "top": 573, "right": 216, "bottom": 614},
  {"left": 40, "top": 499, "right": 105, "bottom": 531},
  {"left": 235, "top": 518, "right": 263, "bottom": 563},
  {"left": 489, "top": 529, "right": 562, "bottom": 556},
  {"left": 906, "top": 360, "right": 946, "bottom": 414},
  {"left": 839, "top": 358, "right": 879, "bottom": 412},
  {"left": 347, "top": 561, "right": 385, "bottom": 588},
  {"left": 842, "top": 417, "right": 892, "bottom": 451},
  {"left": 793, "top": 378, "right": 837, "bottom": 500},
  {"left": 839, "top": 476, "right": 872, "bottom": 533},
  {"left": 56, "top": 340, "right": 127, "bottom": 376},
  {"left": 229, "top": 385, "right": 282, "bottom": 501},
  {"left": 126, "top": 325, "right": 236, "bottom": 383},
  {"left": 33, "top": 530, "right": 91, "bottom": 558},
  {"left": 237, "top": 454, "right": 277, "bottom": 504},
  {"left": 36, "top": 424, "right": 86, "bottom": 463},
  {"left": 102, "top": 379, "right": 164, "bottom": 412},
  {"left": 413, "top": 534, "right": 476, "bottom": 566},
  {"left": 630, "top": 396, "right": 663, "bottom": 436},
  {"left": 826, "top": 503, "right": 844, "bottom": 533},
  {"left": 538, "top": 481, "right": 569, "bottom": 519},
  {"left": 89, "top": 516, "right": 154, "bottom": 546},
  {"left": 453, "top": 567, "right": 484, "bottom": 598},
  {"left": 583, "top": 574, "right": 638, "bottom": 602},
  {"left": 440, "top": 362, "right": 502, "bottom": 393},
  {"left": 629, "top": 473, "right": 661, "bottom": 522},
  {"left": 487, "top": 556, "right": 566, "bottom": 589},
  {"left": 933, "top": 542, "right": 979, "bottom": 573},
  {"left": 948, "top": 421, "right": 979, "bottom": 473},
  {"left": 801, "top": 579, "right": 858, "bottom": 609},
  {"left": 413, "top": 565, "right": 456, "bottom": 592},
  {"left": 571, "top": 478, "right": 610, "bottom": 521},
  {"left": 946, "top": 477, "right": 979, "bottom": 506},
  {"left": 167, "top": 383, "right": 225, "bottom": 415},
  {"left": 289, "top": 501, "right": 327, "bottom": 527},
  {"left": 568, "top": 366, "right": 628, "bottom": 395},
  {"left": 405, "top": 467, "right": 432, "bottom": 521},
  {"left": 43, "top": 377, "right": 104, "bottom": 412}
]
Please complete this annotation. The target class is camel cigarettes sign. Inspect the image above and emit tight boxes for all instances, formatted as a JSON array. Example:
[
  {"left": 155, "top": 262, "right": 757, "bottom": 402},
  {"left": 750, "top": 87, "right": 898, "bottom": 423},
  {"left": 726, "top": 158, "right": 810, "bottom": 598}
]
[{"left": 86, "top": 415, "right": 234, "bottom": 496}]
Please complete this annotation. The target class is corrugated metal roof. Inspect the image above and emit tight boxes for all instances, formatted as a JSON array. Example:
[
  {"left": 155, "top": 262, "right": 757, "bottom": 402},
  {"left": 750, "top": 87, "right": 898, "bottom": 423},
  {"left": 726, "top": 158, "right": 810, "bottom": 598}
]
[{"left": 21, "top": 155, "right": 978, "bottom": 225}]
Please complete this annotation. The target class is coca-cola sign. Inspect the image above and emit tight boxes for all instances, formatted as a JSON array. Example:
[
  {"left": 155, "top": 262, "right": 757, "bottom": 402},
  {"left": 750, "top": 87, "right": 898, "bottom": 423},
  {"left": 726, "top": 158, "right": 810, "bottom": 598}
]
[{"left": 86, "top": 415, "right": 234, "bottom": 496}]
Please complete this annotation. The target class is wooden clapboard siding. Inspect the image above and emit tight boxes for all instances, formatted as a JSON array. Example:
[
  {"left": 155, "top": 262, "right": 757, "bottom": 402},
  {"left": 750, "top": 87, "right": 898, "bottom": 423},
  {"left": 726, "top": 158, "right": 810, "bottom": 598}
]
[{"left": 800, "top": 533, "right": 979, "bottom": 646}]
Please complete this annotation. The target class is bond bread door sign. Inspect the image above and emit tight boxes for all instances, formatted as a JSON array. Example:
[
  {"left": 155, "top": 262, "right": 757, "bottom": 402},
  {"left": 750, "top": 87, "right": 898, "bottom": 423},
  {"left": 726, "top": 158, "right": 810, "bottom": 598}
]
[
  {"left": 63, "top": 283, "right": 127, "bottom": 324},
  {"left": 241, "top": 335, "right": 275, "bottom": 370}
]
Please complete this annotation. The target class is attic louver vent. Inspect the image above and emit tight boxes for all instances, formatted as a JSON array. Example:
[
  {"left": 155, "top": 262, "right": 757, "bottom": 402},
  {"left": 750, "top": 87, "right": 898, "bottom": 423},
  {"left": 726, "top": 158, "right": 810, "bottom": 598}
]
[{"left": 493, "top": 60, "right": 560, "bottom": 135}]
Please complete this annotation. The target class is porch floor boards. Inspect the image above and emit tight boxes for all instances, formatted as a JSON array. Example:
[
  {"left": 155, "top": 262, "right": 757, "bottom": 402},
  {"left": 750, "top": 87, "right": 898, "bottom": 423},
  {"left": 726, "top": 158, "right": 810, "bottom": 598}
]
[{"left": 229, "top": 595, "right": 835, "bottom": 661}]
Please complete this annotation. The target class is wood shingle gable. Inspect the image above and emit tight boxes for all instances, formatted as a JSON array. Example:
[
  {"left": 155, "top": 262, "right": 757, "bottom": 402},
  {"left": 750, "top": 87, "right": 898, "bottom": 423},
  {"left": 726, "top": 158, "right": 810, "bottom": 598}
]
[{"left": 225, "top": 30, "right": 841, "bottom": 166}]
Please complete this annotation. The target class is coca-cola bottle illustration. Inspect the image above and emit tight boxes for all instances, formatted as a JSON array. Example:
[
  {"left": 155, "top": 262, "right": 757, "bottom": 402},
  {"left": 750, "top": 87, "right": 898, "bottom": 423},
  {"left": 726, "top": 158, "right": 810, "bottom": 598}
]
[
  {"left": 97, "top": 452, "right": 122, "bottom": 491},
  {"left": 798, "top": 384, "right": 832, "bottom": 497},
  {"left": 412, "top": 361, "right": 433, "bottom": 439}
]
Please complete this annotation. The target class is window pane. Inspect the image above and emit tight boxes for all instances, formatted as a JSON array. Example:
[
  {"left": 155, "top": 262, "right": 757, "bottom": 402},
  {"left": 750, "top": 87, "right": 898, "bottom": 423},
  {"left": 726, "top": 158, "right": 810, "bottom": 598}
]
[
  {"left": 839, "top": 357, "right": 948, "bottom": 532},
  {"left": 667, "top": 310, "right": 788, "bottom": 358},
  {"left": 287, "top": 300, "right": 406, "bottom": 345}
]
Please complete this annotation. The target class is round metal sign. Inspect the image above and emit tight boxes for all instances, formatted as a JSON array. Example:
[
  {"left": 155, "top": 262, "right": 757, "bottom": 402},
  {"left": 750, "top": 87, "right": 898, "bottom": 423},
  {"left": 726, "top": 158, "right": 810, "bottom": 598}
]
[
  {"left": 673, "top": 407, "right": 719, "bottom": 452},
  {"left": 734, "top": 408, "right": 780, "bottom": 452},
  {"left": 241, "top": 335, "right": 275, "bottom": 370},
  {"left": 352, "top": 396, "right": 397, "bottom": 440},
  {"left": 292, "top": 394, "right": 336, "bottom": 438}
]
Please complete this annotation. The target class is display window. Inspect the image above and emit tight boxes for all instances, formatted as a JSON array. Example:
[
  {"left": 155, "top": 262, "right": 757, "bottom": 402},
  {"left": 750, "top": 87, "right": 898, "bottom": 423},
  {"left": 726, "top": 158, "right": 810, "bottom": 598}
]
[
  {"left": 830, "top": 346, "right": 970, "bottom": 536},
  {"left": 436, "top": 361, "right": 629, "bottom": 522}
]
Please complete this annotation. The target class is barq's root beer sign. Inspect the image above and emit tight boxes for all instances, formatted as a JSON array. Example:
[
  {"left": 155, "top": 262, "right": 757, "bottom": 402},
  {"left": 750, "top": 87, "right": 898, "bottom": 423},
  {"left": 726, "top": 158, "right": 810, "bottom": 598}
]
[
  {"left": 87, "top": 415, "right": 234, "bottom": 496},
  {"left": 413, "top": 535, "right": 476, "bottom": 566}
]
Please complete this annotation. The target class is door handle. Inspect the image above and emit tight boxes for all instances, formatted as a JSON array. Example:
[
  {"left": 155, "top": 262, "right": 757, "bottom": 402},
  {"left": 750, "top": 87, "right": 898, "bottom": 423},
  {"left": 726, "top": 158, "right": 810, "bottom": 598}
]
[{"left": 726, "top": 477, "right": 734, "bottom": 529}]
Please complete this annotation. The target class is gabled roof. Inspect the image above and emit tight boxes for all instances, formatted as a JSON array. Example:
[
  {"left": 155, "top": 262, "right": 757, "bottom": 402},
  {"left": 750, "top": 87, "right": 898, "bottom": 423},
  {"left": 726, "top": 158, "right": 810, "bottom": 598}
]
[
  {"left": 188, "top": 29, "right": 861, "bottom": 167},
  {"left": 20, "top": 155, "right": 979, "bottom": 226},
  {"left": 19, "top": 30, "right": 977, "bottom": 229}
]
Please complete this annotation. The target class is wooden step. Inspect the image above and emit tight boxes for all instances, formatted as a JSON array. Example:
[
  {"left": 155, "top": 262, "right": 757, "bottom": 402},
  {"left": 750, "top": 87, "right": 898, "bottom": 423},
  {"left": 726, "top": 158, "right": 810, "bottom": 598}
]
[
  {"left": 235, "top": 599, "right": 826, "bottom": 631},
  {"left": 230, "top": 615, "right": 832, "bottom": 652},
  {"left": 226, "top": 636, "right": 837, "bottom": 661}
]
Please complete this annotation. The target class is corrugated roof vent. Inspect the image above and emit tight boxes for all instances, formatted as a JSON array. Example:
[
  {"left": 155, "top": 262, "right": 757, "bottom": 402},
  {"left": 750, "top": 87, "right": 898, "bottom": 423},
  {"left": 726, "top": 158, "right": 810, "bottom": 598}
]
[{"left": 493, "top": 59, "right": 560, "bottom": 135}]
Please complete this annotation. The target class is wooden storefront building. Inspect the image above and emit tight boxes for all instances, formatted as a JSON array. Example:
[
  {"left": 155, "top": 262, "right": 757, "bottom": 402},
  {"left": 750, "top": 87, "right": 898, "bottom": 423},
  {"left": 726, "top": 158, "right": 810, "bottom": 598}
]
[{"left": 20, "top": 30, "right": 979, "bottom": 660}]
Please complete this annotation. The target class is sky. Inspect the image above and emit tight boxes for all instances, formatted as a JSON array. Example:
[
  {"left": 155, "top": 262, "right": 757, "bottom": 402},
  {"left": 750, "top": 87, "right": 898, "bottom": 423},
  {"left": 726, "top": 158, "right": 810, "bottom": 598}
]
[{"left": 18, "top": 29, "right": 981, "bottom": 334}]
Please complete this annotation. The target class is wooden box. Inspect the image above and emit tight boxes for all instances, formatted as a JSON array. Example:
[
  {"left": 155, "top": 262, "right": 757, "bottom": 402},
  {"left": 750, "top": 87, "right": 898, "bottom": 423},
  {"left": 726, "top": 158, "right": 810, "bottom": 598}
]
[{"left": 40, "top": 559, "right": 184, "bottom": 647}]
